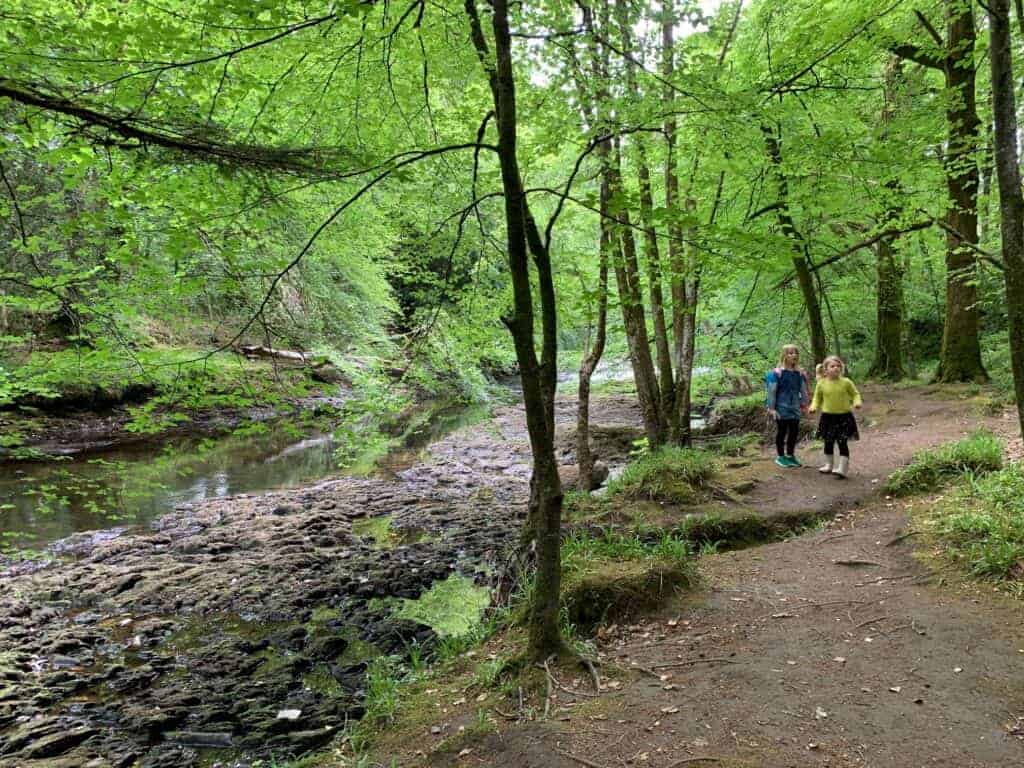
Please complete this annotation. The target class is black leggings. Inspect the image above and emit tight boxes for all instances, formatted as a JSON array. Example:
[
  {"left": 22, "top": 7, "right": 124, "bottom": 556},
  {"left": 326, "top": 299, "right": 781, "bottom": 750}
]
[
  {"left": 824, "top": 438, "right": 850, "bottom": 458},
  {"left": 775, "top": 418, "right": 799, "bottom": 456}
]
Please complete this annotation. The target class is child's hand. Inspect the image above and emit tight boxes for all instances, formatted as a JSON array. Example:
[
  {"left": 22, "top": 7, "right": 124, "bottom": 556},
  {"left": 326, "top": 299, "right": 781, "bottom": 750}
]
[
  {"left": 767, "top": 409, "right": 777, "bottom": 420},
  {"left": 854, "top": 403, "right": 862, "bottom": 410},
  {"left": 808, "top": 406, "right": 816, "bottom": 413}
]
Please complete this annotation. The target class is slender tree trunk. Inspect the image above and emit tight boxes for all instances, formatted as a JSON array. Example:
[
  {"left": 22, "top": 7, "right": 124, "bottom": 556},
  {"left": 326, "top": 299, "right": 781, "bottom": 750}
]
[
  {"left": 577, "top": 204, "right": 609, "bottom": 493},
  {"left": 662, "top": 0, "right": 699, "bottom": 445},
  {"left": 465, "top": 0, "right": 563, "bottom": 660},
  {"left": 594, "top": 0, "right": 665, "bottom": 449},
  {"left": 988, "top": 0, "right": 1024, "bottom": 436},
  {"left": 870, "top": 55, "right": 906, "bottom": 380},
  {"left": 935, "top": 1, "right": 987, "bottom": 382},
  {"left": 609, "top": 138, "right": 666, "bottom": 449},
  {"left": 762, "top": 126, "right": 828, "bottom": 364},
  {"left": 614, "top": 0, "right": 675, "bottom": 432}
]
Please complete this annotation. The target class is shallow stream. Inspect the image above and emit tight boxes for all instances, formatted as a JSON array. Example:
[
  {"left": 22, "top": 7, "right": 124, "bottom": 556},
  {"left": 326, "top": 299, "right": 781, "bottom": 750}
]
[{"left": 0, "top": 401, "right": 488, "bottom": 552}]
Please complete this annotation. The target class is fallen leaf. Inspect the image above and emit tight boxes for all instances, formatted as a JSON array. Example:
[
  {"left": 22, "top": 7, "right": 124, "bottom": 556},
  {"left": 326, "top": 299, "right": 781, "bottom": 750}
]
[
  {"left": 814, "top": 707, "right": 829, "bottom": 720},
  {"left": 889, "top": 686, "right": 902, "bottom": 693},
  {"left": 661, "top": 706, "right": 680, "bottom": 714}
]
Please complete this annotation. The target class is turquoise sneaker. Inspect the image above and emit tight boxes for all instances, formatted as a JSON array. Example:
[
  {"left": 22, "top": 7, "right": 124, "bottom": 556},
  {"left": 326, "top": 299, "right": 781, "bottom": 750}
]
[
  {"left": 787, "top": 455, "right": 802, "bottom": 467},
  {"left": 774, "top": 456, "right": 790, "bottom": 468}
]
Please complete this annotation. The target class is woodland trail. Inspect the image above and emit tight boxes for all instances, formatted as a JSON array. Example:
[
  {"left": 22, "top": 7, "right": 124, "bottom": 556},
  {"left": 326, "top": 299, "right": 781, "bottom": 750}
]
[{"left": 388, "top": 385, "right": 1024, "bottom": 768}]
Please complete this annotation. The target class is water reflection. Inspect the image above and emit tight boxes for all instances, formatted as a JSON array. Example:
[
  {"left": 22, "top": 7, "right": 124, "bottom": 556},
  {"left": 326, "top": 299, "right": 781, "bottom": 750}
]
[{"left": 0, "top": 403, "right": 487, "bottom": 551}]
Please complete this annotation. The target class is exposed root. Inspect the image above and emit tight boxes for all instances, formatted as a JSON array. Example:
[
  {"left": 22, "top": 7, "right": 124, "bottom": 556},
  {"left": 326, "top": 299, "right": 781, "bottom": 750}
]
[{"left": 581, "top": 656, "right": 601, "bottom": 691}]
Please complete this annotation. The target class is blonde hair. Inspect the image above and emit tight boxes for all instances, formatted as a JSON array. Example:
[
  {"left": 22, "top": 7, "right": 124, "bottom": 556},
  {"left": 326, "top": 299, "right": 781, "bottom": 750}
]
[
  {"left": 778, "top": 344, "right": 800, "bottom": 366},
  {"left": 815, "top": 355, "right": 845, "bottom": 378}
]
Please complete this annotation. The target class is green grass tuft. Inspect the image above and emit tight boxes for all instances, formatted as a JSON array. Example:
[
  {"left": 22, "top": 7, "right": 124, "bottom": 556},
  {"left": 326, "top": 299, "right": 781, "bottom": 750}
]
[
  {"left": 926, "top": 463, "right": 1024, "bottom": 582},
  {"left": 885, "top": 431, "right": 1003, "bottom": 496},
  {"left": 559, "top": 528, "right": 696, "bottom": 630},
  {"left": 607, "top": 446, "right": 718, "bottom": 504}
]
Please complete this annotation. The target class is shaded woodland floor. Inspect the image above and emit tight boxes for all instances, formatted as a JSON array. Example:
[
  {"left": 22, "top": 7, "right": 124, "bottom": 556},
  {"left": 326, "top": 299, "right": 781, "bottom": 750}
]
[{"left": 375, "top": 385, "right": 1024, "bottom": 768}]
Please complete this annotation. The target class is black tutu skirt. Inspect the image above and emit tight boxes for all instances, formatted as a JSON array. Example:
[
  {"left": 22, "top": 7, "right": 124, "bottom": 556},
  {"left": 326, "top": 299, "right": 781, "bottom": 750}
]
[{"left": 815, "top": 412, "right": 859, "bottom": 442}]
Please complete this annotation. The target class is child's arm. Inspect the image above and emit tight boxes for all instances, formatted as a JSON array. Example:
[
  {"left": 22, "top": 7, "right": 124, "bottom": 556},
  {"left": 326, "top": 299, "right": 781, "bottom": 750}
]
[
  {"left": 765, "top": 372, "right": 778, "bottom": 415},
  {"left": 848, "top": 379, "right": 863, "bottom": 409},
  {"left": 809, "top": 382, "right": 821, "bottom": 413}
]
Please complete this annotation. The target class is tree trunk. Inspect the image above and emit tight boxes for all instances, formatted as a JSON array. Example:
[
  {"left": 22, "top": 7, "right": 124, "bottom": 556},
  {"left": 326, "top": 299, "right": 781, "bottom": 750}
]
[
  {"left": 869, "top": 55, "right": 906, "bottom": 380},
  {"left": 988, "top": 0, "right": 1024, "bottom": 436},
  {"left": 615, "top": 0, "right": 675, "bottom": 432},
  {"left": 762, "top": 126, "right": 828, "bottom": 364},
  {"left": 935, "top": 0, "right": 987, "bottom": 382},
  {"left": 595, "top": 0, "right": 665, "bottom": 449},
  {"left": 871, "top": 236, "right": 905, "bottom": 379},
  {"left": 609, "top": 139, "right": 667, "bottom": 449},
  {"left": 662, "top": 0, "right": 698, "bottom": 445},
  {"left": 577, "top": 182, "right": 610, "bottom": 493},
  {"left": 465, "top": 0, "right": 563, "bottom": 660}
]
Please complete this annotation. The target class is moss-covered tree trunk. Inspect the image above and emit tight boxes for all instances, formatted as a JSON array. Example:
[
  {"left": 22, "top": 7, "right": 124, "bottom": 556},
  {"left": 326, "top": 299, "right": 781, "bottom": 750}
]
[
  {"left": 894, "top": 3, "right": 987, "bottom": 382},
  {"left": 988, "top": 0, "right": 1024, "bottom": 437},
  {"left": 870, "top": 56, "right": 906, "bottom": 380},
  {"left": 935, "top": 1, "right": 986, "bottom": 382}
]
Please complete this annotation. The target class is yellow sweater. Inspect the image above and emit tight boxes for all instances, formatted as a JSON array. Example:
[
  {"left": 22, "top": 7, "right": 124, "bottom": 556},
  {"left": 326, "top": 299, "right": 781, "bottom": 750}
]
[{"left": 811, "top": 376, "right": 862, "bottom": 414}]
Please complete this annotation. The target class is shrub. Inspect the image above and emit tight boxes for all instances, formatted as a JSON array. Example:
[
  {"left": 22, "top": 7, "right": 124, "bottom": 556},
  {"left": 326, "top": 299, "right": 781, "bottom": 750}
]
[{"left": 885, "top": 431, "right": 1003, "bottom": 496}]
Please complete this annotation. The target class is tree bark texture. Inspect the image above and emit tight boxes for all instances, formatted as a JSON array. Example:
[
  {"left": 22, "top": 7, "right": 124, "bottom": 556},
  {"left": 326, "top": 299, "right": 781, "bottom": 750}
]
[
  {"left": 615, "top": 0, "right": 676, "bottom": 431},
  {"left": 576, "top": 206, "right": 610, "bottom": 493},
  {"left": 869, "top": 55, "right": 906, "bottom": 380},
  {"left": 761, "top": 126, "right": 828, "bottom": 364},
  {"left": 988, "top": 0, "right": 1024, "bottom": 436},
  {"left": 465, "top": 0, "right": 563, "bottom": 660},
  {"left": 936, "top": 2, "right": 987, "bottom": 381}
]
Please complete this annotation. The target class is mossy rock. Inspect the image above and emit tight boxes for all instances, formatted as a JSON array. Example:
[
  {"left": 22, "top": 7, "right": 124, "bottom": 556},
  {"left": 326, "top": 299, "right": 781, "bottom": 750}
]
[{"left": 562, "top": 556, "right": 694, "bottom": 630}]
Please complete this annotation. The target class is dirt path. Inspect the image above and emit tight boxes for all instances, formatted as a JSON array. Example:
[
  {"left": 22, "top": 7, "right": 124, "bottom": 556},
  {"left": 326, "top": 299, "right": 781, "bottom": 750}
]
[{"left": 412, "top": 385, "right": 1024, "bottom": 768}]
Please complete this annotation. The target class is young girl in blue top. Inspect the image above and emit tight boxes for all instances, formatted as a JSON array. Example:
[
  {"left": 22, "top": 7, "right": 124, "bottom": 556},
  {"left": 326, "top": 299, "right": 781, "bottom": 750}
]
[{"left": 765, "top": 344, "right": 811, "bottom": 468}]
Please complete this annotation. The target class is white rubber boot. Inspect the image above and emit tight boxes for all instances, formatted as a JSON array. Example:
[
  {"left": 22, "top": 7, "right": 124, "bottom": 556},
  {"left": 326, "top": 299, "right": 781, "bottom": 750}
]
[
  {"left": 818, "top": 456, "right": 834, "bottom": 474},
  {"left": 832, "top": 456, "right": 849, "bottom": 478}
]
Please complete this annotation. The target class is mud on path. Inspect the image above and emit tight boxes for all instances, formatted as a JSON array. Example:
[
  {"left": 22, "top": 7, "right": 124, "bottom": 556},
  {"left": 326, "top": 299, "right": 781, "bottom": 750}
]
[{"left": 390, "top": 385, "right": 1024, "bottom": 768}]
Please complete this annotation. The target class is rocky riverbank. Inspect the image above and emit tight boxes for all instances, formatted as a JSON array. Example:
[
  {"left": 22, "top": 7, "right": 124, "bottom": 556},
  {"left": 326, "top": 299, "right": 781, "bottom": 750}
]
[{"left": 0, "top": 395, "right": 643, "bottom": 767}]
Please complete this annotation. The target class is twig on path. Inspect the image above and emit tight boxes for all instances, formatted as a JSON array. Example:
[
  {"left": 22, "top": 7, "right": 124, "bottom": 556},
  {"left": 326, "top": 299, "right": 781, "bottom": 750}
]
[
  {"left": 885, "top": 530, "right": 924, "bottom": 547},
  {"left": 633, "top": 663, "right": 663, "bottom": 678},
  {"left": 819, "top": 532, "right": 854, "bottom": 543},
  {"left": 854, "top": 614, "right": 889, "bottom": 629},
  {"left": 652, "top": 658, "right": 738, "bottom": 670},
  {"left": 855, "top": 573, "right": 917, "bottom": 587},
  {"left": 874, "top": 622, "right": 913, "bottom": 637},
  {"left": 801, "top": 599, "right": 869, "bottom": 608},
  {"left": 554, "top": 747, "right": 612, "bottom": 768},
  {"left": 493, "top": 707, "right": 519, "bottom": 720},
  {"left": 834, "top": 559, "right": 885, "bottom": 567}
]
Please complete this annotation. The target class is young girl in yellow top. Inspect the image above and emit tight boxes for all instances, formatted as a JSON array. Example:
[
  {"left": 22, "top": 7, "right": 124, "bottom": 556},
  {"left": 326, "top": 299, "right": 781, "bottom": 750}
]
[{"left": 809, "top": 355, "right": 862, "bottom": 478}]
